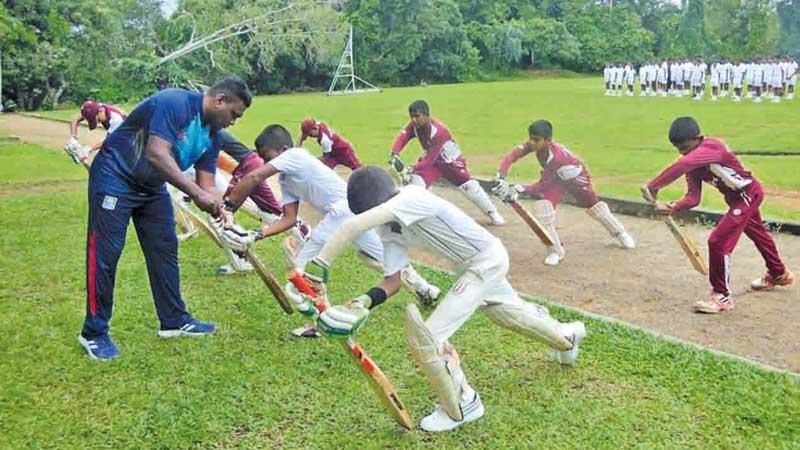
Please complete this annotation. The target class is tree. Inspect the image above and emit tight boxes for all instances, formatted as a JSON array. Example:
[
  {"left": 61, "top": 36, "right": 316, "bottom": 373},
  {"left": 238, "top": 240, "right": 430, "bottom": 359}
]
[
  {"left": 677, "top": 0, "right": 706, "bottom": 57},
  {"left": 777, "top": 0, "right": 800, "bottom": 58}
]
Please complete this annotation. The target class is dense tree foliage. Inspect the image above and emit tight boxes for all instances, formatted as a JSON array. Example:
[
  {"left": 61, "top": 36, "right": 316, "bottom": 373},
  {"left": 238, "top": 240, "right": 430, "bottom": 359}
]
[{"left": 0, "top": 0, "right": 797, "bottom": 110}]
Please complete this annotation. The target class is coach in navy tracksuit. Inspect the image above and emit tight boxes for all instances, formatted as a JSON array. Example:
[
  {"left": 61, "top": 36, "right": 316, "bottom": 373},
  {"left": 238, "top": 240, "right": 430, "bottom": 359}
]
[{"left": 78, "top": 76, "right": 252, "bottom": 360}]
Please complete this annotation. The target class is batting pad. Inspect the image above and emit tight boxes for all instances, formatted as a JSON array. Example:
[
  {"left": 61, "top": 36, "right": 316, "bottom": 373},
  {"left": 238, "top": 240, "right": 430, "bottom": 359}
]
[
  {"left": 532, "top": 199, "right": 563, "bottom": 253},
  {"left": 482, "top": 301, "right": 572, "bottom": 351},
  {"left": 405, "top": 303, "right": 464, "bottom": 421},
  {"left": 459, "top": 179, "right": 497, "bottom": 215},
  {"left": 586, "top": 201, "right": 626, "bottom": 236}
]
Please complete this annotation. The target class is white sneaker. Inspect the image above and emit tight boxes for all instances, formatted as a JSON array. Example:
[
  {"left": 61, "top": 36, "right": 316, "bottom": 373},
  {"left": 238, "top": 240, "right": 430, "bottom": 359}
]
[
  {"left": 693, "top": 95, "right": 702, "bottom": 101},
  {"left": 553, "top": 321, "right": 586, "bottom": 366},
  {"left": 419, "top": 393, "right": 485, "bottom": 432},
  {"left": 771, "top": 97, "right": 781, "bottom": 103},
  {"left": 605, "top": 90, "right": 611, "bottom": 96},
  {"left": 733, "top": 96, "right": 741, "bottom": 102},
  {"left": 488, "top": 211, "right": 505, "bottom": 226},
  {"left": 544, "top": 251, "right": 563, "bottom": 266},
  {"left": 217, "top": 261, "right": 253, "bottom": 275},
  {"left": 711, "top": 96, "right": 718, "bottom": 101},
  {"left": 787, "top": 93, "right": 794, "bottom": 100},
  {"left": 754, "top": 97, "right": 762, "bottom": 103},
  {"left": 617, "top": 232, "right": 636, "bottom": 249}
]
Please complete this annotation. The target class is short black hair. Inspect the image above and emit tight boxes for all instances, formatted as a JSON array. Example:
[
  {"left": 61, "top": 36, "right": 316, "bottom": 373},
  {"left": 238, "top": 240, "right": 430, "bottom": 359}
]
[
  {"left": 528, "top": 120, "right": 553, "bottom": 139},
  {"left": 408, "top": 100, "right": 430, "bottom": 116},
  {"left": 668, "top": 117, "right": 701, "bottom": 144},
  {"left": 348, "top": 166, "right": 398, "bottom": 214},
  {"left": 254, "top": 124, "right": 292, "bottom": 151},
  {"left": 208, "top": 75, "right": 253, "bottom": 108}
]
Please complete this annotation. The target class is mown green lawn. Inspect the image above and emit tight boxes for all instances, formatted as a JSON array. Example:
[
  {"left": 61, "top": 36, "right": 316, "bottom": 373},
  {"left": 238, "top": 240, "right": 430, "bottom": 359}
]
[
  {"left": 37, "top": 76, "right": 800, "bottom": 220},
  {"left": 1, "top": 141, "right": 799, "bottom": 449}
]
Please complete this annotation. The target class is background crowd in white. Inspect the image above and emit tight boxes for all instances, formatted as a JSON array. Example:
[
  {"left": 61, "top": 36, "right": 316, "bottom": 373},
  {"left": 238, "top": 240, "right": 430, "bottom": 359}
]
[{"left": 603, "top": 58, "right": 798, "bottom": 103}]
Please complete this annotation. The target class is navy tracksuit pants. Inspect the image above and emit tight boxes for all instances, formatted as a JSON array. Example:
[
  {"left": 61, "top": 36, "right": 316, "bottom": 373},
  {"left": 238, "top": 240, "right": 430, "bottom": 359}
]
[{"left": 81, "top": 152, "right": 191, "bottom": 338}]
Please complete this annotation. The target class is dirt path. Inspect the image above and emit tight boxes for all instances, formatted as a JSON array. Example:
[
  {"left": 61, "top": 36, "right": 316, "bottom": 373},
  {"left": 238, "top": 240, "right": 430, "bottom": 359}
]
[
  {"left": 434, "top": 187, "right": 799, "bottom": 373},
  {"left": 3, "top": 114, "right": 798, "bottom": 372}
]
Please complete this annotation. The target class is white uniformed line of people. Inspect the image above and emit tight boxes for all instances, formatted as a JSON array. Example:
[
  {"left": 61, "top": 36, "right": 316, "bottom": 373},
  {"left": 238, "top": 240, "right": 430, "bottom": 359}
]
[{"left": 604, "top": 58, "right": 798, "bottom": 103}]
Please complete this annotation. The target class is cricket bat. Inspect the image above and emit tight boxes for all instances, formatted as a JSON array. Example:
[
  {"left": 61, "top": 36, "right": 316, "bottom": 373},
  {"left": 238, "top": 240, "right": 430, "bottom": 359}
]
[
  {"left": 288, "top": 271, "right": 414, "bottom": 430},
  {"left": 641, "top": 186, "right": 708, "bottom": 275},
  {"left": 181, "top": 205, "right": 293, "bottom": 314},
  {"left": 508, "top": 200, "right": 554, "bottom": 246}
]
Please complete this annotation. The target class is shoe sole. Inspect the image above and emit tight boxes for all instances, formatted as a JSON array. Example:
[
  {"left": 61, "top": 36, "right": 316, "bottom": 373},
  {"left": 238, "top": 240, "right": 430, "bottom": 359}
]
[
  {"left": 693, "top": 304, "right": 734, "bottom": 314},
  {"left": 157, "top": 330, "right": 215, "bottom": 339},
  {"left": 420, "top": 401, "right": 485, "bottom": 432}
]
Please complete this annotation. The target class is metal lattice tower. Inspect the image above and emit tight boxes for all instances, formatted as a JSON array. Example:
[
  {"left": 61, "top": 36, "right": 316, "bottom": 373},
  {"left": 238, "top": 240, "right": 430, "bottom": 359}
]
[{"left": 328, "top": 25, "right": 381, "bottom": 96}]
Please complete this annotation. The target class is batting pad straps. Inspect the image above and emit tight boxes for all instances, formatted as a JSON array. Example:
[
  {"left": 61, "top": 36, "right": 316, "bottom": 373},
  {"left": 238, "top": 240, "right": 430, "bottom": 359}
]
[{"left": 318, "top": 203, "right": 396, "bottom": 264}]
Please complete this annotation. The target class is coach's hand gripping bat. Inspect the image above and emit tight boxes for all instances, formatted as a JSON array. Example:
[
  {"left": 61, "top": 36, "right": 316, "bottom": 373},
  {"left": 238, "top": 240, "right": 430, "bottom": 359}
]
[
  {"left": 641, "top": 185, "right": 708, "bottom": 275},
  {"left": 288, "top": 272, "right": 413, "bottom": 430},
  {"left": 181, "top": 204, "right": 293, "bottom": 313}
]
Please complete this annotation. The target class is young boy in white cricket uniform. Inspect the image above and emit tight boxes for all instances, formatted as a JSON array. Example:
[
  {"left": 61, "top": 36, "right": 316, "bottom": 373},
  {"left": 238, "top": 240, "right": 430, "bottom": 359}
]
[
  {"left": 604, "top": 64, "right": 612, "bottom": 95},
  {"left": 302, "top": 167, "right": 586, "bottom": 432},
  {"left": 732, "top": 61, "right": 746, "bottom": 101},
  {"left": 638, "top": 63, "right": 647, "bottom": 96},
  {"left": 770, "top": 58, "right": 785, "bottom": 103},
  {"left": 787, "top": 57, "right": 797, "bottom": 100},
  {"left": 221, "top": 125, "right": 440, "bottom": 336},
  {"left": 624, "top": 63, "right": 636, "bottom": 96},
  {"left": 752, "top": 59, "right": 764, "bottom": 102},
  {"left": 691, "top": 60, "right": 705, "bottom": 100},
  {"left": 710, "top": 62, "right": 721, "bottom": 101},
  {"left": 657, "top": 61, "right": 669, "bottom": 96}
]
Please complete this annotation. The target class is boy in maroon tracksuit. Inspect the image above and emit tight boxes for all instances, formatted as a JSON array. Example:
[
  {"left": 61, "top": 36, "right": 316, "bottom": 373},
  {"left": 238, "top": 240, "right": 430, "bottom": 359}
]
[
  {"left": 390, "top": 100, "right": 505, "bottom": 225},
  {"left": 297, "top": 118, "right": 362, "bottom": 171},
  {"left": 644, "top": 117, "right": 794, "bottom": 313},
  {"left": 494, "top": 120, "right": 635, "bottom": 266}
]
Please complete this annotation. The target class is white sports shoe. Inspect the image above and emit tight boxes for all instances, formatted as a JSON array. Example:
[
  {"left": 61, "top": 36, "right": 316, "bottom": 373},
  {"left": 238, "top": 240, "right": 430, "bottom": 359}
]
[
  {"left": 420, "top": 393, "right": 485, "bottom": 432},
  {"left": 754, "top": 97, "right": 763, "bottom": 103},
  {"left": 544, "top": 251, "right": 563, "bottom": 266},
  {"left": 554, "top": 321, "right": 586, "bottom": 366},
  {"left": 617, "top": 232, "right": 636, "bottom": 249},
  {"left": 488, "top": 211, "right": 505, "bottom": 226},
  {"left": 787, "top": 93, "right": 794, "bottom": 100},
  {"left": 771, "top": 97, "right": 781, "bottom": 103},
  {"left": 217, "top": 261, "right": 253, "bottom": 275},
  {"left": 733, "top": 96, "right": 741, "bottom": 102}
]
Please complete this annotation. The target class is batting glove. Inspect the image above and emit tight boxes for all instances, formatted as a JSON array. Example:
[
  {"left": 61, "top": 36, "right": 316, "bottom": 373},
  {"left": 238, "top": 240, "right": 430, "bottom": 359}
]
[
  {"left": 284, "top": 282, "right": 319, "bottom": 318},
  {"left": 500, "top": 184, "right": 524, "bottom": 204},
  {"left": 64, "top": 139, "right": 89, "bottom": 165},
  {"left": 491, "top": 179, "right": 510, "bottom": 198},
  {"left": 306, "top": 256, "right": 330, "bottom": 285},
  {"left": 388, "top": 154, "right": 405, "bottom": 173},
  {"left": 209, "top": 216, "right": 258, "bottom": 254},
  {"left": 317, "top": 295, "right": 370, "bottom": 339}
]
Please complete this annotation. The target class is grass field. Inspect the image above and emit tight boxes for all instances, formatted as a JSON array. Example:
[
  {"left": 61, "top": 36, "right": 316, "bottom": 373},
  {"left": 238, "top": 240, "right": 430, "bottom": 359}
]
[
  {"left": 37, "top": 77, "right": 800, "bottom": 221},
  {"left": 2, "top": 136, "right": 800, "bottom": 448}
]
